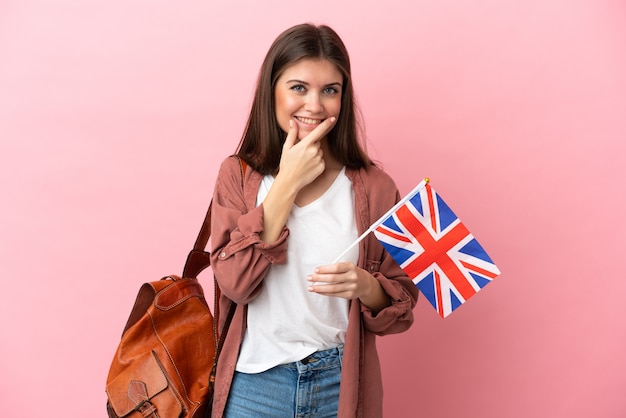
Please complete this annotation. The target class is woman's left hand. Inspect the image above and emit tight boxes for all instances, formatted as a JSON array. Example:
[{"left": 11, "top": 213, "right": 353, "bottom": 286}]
[{"left": 307, "top": 262, "right": 391, "bottom": 313}]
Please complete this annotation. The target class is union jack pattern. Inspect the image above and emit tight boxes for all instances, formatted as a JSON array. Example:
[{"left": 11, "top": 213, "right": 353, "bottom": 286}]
[{"left": 374, "top": 183, "right": 500, "bottom": 318}]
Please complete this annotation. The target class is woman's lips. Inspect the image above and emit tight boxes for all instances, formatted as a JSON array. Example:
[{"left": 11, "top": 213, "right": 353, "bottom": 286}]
[{"left": 295, "top": 116, "right": 324, "bottom": 125}]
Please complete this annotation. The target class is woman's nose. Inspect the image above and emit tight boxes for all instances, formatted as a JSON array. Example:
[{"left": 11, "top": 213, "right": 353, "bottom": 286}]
[{"left": 304, "top": 93, "right": 323, "bottom": 113}]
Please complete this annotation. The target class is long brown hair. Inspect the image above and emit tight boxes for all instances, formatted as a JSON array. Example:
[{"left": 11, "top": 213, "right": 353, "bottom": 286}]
[{"left": 236, "top": 23, "right": 371, "bottom": 175}]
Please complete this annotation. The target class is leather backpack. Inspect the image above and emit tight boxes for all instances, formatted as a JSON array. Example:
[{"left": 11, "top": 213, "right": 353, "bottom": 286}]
[{"left": 105, "top": 159, "right": 244, "bottom": 417}]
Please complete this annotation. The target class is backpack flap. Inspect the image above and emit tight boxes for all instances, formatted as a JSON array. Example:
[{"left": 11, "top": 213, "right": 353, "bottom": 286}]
[{"left": 106, "top": 351, "right": 182, "bottom": 417}]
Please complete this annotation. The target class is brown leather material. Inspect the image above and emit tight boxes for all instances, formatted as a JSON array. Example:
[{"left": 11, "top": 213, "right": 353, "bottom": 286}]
[
  {"left": 127, "top": 381, "right": 160, "bottom": 418},
  {"left": 107, "top": 350, "right": 182, "bottom": 417},
  {"left": 106, "top": 277, "right": 213, "bottom": 418},
  {"left": 154, "top": 277, "right": 205, "bottom": 311}
]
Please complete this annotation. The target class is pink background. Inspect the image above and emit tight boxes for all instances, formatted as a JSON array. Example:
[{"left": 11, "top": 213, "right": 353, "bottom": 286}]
[{"left": 1, "top": 1, "right": 625, "bottom": 417}]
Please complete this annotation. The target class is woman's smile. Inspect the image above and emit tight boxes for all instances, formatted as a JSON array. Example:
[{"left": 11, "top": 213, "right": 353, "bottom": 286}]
[{"left": 294, "top": 116, "right": 324, "bottom": 125}]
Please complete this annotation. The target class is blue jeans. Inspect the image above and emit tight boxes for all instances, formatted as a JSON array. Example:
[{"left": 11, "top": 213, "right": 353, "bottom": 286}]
[{"left": 223, "top": 345, "right": 344, "bottom": 418}]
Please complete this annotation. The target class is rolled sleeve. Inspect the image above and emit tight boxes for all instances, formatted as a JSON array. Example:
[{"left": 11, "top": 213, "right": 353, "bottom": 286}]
[
  {"left": 218, "top": 204, "right": 289, "bottom": 265},
  {"left": 360, "top": 271, "right": 417, "bottom": 335}
]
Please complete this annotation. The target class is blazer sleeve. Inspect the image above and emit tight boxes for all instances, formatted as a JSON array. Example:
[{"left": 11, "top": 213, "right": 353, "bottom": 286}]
[{"left": 209, "top": 156, "right": 289, "bottom": 304}]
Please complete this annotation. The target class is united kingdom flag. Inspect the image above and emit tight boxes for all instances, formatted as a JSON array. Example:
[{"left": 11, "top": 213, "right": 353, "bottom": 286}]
[{"left": 373, "top": 182, "right": 500, "bottom": 318}]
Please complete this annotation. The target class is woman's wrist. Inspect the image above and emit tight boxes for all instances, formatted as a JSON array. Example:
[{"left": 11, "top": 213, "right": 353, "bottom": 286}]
[{"left": 357, "top": 269, "right": 392, "bottom": 315}]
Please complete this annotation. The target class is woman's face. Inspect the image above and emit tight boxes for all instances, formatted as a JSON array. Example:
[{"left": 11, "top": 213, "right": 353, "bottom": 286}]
[{"left": 274, "top": 58, "right": 343, "bottom": 141}]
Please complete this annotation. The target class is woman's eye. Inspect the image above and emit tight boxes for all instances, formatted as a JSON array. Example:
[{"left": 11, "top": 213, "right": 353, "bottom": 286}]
[
  {"left": 323, "top": 87, "right": 339, "bottom": 95},
  {"left": 291, "top": 85, "right": 306, "bottom": 93}
]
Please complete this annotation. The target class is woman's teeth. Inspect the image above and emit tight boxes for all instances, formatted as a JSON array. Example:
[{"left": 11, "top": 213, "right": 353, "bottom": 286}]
[{"left": 296, "top": 116, "right": 323, "bottom": 125}]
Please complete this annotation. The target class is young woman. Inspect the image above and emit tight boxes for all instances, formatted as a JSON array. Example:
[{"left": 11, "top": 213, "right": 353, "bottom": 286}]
[{"left": 209, "top": 23, "right": 419, "bottom": 418}]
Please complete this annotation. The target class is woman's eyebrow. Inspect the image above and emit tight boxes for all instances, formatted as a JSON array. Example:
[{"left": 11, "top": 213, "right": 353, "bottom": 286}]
[
  {"left": 285, "top": 79, "right": 309, "bottom": 84},
  {"left": 285, "top": 79, "right": 342, "bottom": 87}
]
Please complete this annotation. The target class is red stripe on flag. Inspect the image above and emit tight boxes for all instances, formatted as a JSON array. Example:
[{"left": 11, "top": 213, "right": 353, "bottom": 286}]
[
  {"left": 426, "top": 185, "right": 437, "bottom": 232},
  {"left": 435, "top": 270, "right": 444, "bottom": 318},
  {"left": 375, "top": 226, "right": 411, "bottom": 243},
  {"left": 459, "top": 260, "right": 499, "bottom": 279},
  {"left": 396, "top": 204, "right": 477, "bottom": 301}
]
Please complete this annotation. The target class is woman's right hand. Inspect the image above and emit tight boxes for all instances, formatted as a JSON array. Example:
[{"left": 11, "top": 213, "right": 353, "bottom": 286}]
[
  {"left": 258, "top": 117, "right": 337, "bottom": 243},
  {"left": 277, "top": 117, "right": 336, "bottom": 192}
]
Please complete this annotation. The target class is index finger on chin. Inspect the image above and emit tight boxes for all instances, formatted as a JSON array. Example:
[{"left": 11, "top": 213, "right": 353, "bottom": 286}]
[{"left": 302, "top": 116, "right": 337, "bottom": 144}]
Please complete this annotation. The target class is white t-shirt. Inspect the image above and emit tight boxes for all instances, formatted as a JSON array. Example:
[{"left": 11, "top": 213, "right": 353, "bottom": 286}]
[{"left": 235, "top": 167, "right": 359, "bottom": 373}]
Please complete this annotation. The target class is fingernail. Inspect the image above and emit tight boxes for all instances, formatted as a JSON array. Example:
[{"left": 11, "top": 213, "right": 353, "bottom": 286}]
[{"left": 289, "top": 119, "right": 294, "bottom": 128}]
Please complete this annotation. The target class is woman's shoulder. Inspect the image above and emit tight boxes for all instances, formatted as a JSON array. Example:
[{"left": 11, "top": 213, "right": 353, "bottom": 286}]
[
  {"left": 218, "top": 154, "right": 241, "bottom": 172},
  {"left": 214, "top": 155, "right": 245, "bottom": 189},
  {"left": 354, "top": 163, "right": 399, "bottom": 191}
]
